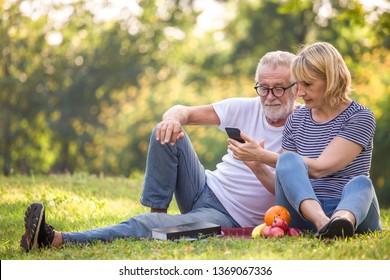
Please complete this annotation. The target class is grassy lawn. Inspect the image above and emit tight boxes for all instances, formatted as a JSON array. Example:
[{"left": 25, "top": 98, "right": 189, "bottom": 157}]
[{"left": 0, "top": 173, "right": 389, "bottom": 260}]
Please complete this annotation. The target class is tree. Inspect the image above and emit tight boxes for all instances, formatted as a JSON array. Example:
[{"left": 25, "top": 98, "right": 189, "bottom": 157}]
[{"left": 1, "top": 1, "right": 57, "bottom": 174}]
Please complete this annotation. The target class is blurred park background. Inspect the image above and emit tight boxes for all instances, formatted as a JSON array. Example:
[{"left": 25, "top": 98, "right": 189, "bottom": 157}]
[{"left": 1, "top": 0, "right": 389, "bottom": 205}]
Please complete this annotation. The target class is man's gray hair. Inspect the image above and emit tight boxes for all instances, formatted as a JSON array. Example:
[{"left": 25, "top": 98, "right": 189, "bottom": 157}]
[{"left": 255, "top": 51, "right": 297, "bottom": 83}]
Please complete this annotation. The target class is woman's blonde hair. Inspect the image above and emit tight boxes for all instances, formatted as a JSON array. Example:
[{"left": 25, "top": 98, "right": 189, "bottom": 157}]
[{"left": 292, "top": 42, "right": 351, "bottom": 107}]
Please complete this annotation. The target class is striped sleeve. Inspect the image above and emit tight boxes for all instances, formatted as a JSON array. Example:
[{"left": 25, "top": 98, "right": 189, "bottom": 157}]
[{"left": 339, "top": 109, "right": 376, "bottom": 150}]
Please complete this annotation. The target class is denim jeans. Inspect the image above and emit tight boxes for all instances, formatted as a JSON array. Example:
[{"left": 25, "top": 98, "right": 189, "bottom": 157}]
[
  {"left": 62, "top": 129, "right": 239, "bottom": 244},
  {"left": 274, "top": 152, "right": 382, "bottom": 233}
]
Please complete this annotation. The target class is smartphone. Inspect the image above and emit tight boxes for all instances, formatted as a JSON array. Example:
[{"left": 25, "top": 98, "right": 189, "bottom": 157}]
[{"left": 225, "top": 127, "right": 245, "bottom": 143}]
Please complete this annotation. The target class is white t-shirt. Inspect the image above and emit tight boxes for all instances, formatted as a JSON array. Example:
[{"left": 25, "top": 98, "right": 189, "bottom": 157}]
[{"left": 206, "top": 97, "right": 284, "bottom": 227}]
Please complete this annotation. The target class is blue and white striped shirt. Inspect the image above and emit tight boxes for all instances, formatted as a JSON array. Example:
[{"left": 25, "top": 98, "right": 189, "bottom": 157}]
[{"left": 282, "top": 101, "right": 376, "bottom": 198}]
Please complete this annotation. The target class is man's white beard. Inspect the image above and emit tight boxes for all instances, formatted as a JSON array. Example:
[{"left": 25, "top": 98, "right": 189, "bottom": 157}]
[{"left": 263, "top": 96, "right": 294, "bottom": 122}]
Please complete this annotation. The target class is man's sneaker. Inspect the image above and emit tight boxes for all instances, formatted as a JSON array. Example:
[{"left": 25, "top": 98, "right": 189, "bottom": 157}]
[{"left": 20, "top": 202, "right": 55, "bottom": 252}]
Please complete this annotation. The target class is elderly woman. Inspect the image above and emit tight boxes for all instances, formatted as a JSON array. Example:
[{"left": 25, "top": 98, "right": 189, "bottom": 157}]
[{"left": 229, "top": 42, "right": 382, "bottom": 238}]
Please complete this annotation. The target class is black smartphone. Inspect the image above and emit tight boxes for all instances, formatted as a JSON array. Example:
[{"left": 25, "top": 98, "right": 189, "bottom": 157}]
[{"left": 225, "top": 127, "right": 245, "bottom": 143}]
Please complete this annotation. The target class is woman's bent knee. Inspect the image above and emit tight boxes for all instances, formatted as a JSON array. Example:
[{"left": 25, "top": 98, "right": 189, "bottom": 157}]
[{"left": 276, "top": 152, "right": 301, "bottom": 173}]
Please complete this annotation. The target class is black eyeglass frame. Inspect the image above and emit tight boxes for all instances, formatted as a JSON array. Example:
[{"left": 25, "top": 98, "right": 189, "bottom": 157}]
[{"left": 254, "top": 82, "right": 297, "bottom": 98}]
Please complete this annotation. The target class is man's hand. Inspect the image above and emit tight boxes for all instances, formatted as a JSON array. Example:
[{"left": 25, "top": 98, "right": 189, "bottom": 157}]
[
  {"left": 156, "top": 119, "right": 184, "bottom": 145},
  {"left": 228, "top": 133, "right": 264, "bottom": 162},
  {"left": 228, "top": 133, "right": 279, "bottom": 168},
  {"left": 228, "top": 134, "right": 276, "bottom": 194}
]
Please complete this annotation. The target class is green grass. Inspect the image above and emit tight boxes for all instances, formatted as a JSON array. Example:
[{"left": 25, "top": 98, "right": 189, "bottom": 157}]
[{"left": 1, "top": 173, "right": 389, "bottom": 260}]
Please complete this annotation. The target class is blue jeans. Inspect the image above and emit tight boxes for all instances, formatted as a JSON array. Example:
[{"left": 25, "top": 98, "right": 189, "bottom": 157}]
[
  {"left": 62, "top": 129, "right": 239, "bottom": 244},
  {"left": 275, "top": 152, "right": 382, "bottom": 233}
]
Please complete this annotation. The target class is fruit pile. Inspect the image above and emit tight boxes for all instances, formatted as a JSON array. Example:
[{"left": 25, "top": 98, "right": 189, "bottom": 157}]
[{"left": 251, "top": 205, "right": 302, "bottom": 238}]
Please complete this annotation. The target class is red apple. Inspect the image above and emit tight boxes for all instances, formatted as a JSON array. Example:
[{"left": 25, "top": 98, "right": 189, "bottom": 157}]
[
  {"left": 270, "top": 226, "right": 285, "bottom": 237},
  {"left": 272, "top": 217, "right": 289, "bottom": 232},
  {"left": 261, "top": 225, "right": 272, "bottom": 237},
  {"left": 287, "top": 227, "right": 302, "bottom": 237}
]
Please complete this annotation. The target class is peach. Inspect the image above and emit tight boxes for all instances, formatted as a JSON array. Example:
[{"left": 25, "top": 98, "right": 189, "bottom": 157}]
[
  {"left": 269, "top": 227, "right": 285, "bottom": 237},
  {"left": 271, "top": 217, "right": 289, "bottom": 232},
  {"left": 261, "top": 225, "right": 272, "bottom": 237},
  {"left": 287, "top": 227, "right": 302, "bottom": 237}
]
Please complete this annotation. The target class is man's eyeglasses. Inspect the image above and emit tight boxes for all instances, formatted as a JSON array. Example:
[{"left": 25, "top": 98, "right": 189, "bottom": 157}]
[{"left": 254, "top": 82, "right": 296, "bottom": 98}]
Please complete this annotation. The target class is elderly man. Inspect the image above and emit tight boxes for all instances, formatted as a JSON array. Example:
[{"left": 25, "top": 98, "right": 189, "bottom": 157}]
[{"left": 21, "top": 50, "right": 298, "bottom": 251}]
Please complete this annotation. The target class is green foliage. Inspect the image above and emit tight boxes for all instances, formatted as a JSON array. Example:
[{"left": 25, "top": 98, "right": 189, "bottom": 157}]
[
  {"left": 0, "top": 0, "right": 389, "bottom": 203},
  {"left": 350, "top": 49, "right": 390, "bottom": 206},
  {"left": 1, "top": 2, "right": 56, "bottom": 174},
  {"left": 0, "top": 174, "right": 389, "bottom": 260},
  {"left": 224, "top": 0, "right": 310, "bottom": 76}
]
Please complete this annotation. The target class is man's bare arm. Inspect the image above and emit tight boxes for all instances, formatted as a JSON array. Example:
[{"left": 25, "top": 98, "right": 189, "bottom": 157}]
[{"left": 156, "top": 104, "right": 220, "bottom": 145}]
